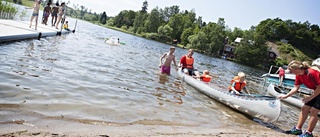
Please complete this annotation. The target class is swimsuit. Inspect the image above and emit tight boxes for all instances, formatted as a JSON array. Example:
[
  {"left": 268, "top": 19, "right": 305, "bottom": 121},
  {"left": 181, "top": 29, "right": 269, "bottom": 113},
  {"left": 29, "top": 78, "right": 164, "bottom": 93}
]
[
  {"left": 32, "top": 13, "right": 38, "bottom": 16},
  {"left": 160, "top": 66, "right": 171, "bottom": 75}
]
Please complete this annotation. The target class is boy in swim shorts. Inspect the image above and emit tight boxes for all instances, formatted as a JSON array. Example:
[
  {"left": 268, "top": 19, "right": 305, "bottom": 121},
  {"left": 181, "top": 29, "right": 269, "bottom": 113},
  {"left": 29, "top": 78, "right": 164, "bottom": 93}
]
[{"left": 159, "top": 46, "right": 178, "bottom": 75}]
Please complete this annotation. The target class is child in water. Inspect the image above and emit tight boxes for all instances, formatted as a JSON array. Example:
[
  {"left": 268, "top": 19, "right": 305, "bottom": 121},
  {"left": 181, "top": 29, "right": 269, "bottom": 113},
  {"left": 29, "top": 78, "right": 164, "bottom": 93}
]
[{"left": 159, "top": 46, "right": 178, "bottom": 75}]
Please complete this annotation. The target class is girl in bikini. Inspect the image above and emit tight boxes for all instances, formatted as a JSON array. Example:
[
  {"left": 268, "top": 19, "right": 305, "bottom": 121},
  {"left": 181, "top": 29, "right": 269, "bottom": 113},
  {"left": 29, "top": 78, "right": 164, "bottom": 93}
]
[{"left": 55, "top": 2, "right": 65, "bottom": 29}]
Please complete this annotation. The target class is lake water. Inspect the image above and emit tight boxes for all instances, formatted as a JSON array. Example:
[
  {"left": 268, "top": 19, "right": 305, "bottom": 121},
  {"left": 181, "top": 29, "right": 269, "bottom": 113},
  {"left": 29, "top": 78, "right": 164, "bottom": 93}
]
[{"left": 0, "top": 18, "right": 319, "bottom": 134}]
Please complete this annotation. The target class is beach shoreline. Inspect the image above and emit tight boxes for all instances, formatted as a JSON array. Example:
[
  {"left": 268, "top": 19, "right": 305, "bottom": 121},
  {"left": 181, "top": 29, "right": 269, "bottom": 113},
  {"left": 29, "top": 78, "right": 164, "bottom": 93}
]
[{"left": 0, "top": 117, "right": 293, "bottom": 137}]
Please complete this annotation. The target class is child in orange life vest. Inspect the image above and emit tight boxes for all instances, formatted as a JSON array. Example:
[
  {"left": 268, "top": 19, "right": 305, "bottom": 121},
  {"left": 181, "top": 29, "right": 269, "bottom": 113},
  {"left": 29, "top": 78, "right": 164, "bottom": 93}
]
[
  {"left": 193, "top": 70, "right": 212, "bottom": 82},
  {"left": 228, "top": 72, "right": 250, "bottom": 94},
  {"left": 200, "top": 70, "right": 212, "bottom": 82}
]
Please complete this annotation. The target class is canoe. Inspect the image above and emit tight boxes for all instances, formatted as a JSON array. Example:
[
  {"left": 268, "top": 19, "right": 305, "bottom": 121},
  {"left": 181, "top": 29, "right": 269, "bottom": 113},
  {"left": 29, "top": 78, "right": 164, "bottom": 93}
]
[
  {"left": 261, "top": 73, "right": 296, "bottom": 81},
  {"left": 262, "top": 74, "right": 312, "bottom": 95},
  {"left": 267, "top": 83, "right": 303, "bottom": 108},
  {"left": 178, "top": 69, "right": 281, "bottom": 122}
]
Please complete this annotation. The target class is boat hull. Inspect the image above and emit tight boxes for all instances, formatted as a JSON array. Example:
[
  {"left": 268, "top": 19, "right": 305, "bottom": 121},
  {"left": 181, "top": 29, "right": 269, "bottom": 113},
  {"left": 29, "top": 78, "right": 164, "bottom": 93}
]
[
  {"left": 267, "top": 83, "right": 303, "bottom": 108},
  {"left": 178, "top": 69, "right": 281, "bottom": 122}
]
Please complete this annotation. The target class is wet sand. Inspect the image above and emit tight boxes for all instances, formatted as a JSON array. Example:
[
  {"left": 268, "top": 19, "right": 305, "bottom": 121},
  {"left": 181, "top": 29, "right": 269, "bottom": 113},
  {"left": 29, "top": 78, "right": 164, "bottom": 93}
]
[{"left": 0, "top": 116, "right": 297, "bottom": 137}]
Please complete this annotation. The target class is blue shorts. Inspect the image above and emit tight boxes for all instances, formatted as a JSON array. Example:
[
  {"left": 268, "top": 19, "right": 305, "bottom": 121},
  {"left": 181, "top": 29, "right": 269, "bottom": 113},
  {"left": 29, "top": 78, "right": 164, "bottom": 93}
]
[
  {"left": 32, "top": 13, "right": 38, "bottom": 16},
  {"left": 51, "top": 12, "right": 57, "bottom": 17}
]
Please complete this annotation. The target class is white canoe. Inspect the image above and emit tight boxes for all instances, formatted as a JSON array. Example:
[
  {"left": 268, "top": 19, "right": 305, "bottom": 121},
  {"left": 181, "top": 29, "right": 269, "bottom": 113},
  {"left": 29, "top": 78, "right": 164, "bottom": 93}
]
[
  {"left": 262, "top": 73, "right": 296, "bottom": 81},
  {"left": 178, "top": 69, "right": 281, "bottom": 122},
  {"left": 267, "top": 83, "right": 303, "bottom": 108}
]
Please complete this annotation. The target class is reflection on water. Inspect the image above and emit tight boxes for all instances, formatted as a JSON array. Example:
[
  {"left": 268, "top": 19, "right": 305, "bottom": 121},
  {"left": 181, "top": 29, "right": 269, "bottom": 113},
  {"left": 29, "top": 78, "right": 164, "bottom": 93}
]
[{"left": 0, "top": 18, "right": 319, "bottom": 134}]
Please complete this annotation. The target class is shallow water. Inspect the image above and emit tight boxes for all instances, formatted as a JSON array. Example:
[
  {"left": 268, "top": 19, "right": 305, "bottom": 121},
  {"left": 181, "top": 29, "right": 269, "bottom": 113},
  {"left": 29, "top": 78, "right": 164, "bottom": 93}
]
[{"left": 0, "top": 18, "right": 319, "bottom": 134}]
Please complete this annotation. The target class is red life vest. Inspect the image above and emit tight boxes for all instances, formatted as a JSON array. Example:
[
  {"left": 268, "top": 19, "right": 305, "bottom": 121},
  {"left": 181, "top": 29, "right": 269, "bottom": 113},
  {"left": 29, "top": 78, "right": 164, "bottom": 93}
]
[
  {"left": 201, "top": 74, "right": 212, "bottom": 82},
  {"left": 228, "top": 76, "right": 246, "bottom": 91},
  {"left": 185, "top": 56, "right": 194, "bottom": 69}
]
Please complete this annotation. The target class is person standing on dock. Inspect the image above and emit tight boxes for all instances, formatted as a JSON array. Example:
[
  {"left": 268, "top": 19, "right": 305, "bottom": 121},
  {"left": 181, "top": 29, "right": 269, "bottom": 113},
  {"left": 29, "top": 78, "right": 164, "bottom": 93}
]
[
  {"left": 26, "top": 0, "right": 41, "bottom": 30},
  {"left": 55, "top": 2, "right": 66, "bottom": 29},
  {"left": 42, "top": 2, "right": 52, "bottom": 25},
  {"left": 51, "top": 2, "right": 59, "bottom": 27},
  {"left": 278, "top": 60, "right": 320, "bottom": 137}
]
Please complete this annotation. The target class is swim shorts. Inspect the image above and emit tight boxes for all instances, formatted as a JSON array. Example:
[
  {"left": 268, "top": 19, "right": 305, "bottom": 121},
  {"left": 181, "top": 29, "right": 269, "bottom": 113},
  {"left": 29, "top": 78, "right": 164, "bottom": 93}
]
[
  {"left": 32, "top": 13, "right": 38, "bottom": 16},
  {"left": 160, "top": 66, "right": 171, "bottom": 75}
]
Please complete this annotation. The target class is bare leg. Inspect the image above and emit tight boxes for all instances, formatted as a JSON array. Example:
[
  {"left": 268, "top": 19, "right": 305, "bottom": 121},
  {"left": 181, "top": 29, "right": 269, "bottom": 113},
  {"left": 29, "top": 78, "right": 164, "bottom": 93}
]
[
  {"left": 29, "top": 16, "right": 35, "bottom": 28},
  {"left": 53, "top": 17, "right": 57, "bottom": 26},
  {"left": 306, "top": 108, "right": 319, "bottom": 132},
  {"left": 34, "top": 16, "right": 38, "bottom": 30},
  {"left": 55, "top": 16, "right": 61, "bottom": 29},
  {"left": 296, "top": 105, "right": 312, "bottom": 129},
  {"left": 51, "top": 16, "right": 53, "bottom": 26}
]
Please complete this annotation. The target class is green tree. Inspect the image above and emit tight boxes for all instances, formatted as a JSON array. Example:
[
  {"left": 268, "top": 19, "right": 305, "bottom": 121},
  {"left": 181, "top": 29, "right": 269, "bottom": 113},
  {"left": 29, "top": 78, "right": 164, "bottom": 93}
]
[
  {"left": 144, "top": 8, "right": 161, "bottom": 33},
  {"left": 133, "top": 12, "right": 147, "bottom": 33},
  {"left": 181, "top": 28, "right": 193, "bottom": 46},
  {"left": 100, "top": 11, "right": 107, "bottom": 24},
  {"left": 168, "top": 14, "right": 184, "bottom": 41},
  {"left": 141, "top": 0, "right": 148, "bottom": 13}
]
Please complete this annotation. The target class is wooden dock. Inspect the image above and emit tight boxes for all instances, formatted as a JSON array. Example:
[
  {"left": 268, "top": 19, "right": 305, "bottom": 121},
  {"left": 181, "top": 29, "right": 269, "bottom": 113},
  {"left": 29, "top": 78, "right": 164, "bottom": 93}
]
[{"left": 0, "top": 19, "right": 75, "bottom": 43}]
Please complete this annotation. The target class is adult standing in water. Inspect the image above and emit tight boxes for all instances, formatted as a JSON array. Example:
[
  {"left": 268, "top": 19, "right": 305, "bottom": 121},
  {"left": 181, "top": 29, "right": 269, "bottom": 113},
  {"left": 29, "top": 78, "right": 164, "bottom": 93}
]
[
  {"left": 51, "top": 2, "right": 59, "bottom": 27},
  {"left": 55, "top": 2, "right": 65, "bottom": 29},
  {"left": 278, "top": 60, "right": 320, "bottom": 137}
]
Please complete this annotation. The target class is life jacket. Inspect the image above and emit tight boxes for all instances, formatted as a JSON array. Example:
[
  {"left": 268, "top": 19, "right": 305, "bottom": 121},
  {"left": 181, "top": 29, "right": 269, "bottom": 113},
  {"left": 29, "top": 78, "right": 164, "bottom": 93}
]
[
  {"left": 228, "top": 76, "right": 246, "bottom": 91},
  {"left": 201, "top": 74, "right": 212, "bottom": 82},
  {"left": 185, "top": 56, "right": 194, "bottom": 69}
]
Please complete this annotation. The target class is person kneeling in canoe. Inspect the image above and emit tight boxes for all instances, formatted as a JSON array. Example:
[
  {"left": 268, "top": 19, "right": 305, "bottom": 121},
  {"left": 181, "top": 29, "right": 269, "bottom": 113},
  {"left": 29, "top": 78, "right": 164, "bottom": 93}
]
[{"left": 228, "top": 72, "right": 250, "bottom": 95}]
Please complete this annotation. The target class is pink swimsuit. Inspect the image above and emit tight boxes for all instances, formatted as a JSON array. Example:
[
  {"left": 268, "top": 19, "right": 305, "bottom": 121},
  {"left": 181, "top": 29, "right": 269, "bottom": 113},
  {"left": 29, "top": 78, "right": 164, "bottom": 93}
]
[{"left": 160, "top": 66, "right": 171, "bottom": 75}]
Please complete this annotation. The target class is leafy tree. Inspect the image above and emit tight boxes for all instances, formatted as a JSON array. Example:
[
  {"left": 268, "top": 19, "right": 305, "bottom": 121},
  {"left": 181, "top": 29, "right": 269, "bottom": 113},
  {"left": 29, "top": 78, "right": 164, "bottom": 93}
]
[
  {"left": 168, "top": 14, "right": 184, "bottom": 41},
  {"left": 100, "top": 12, "right": 107, "bottom": 24},
  {"left": 141, "top": 0, "right": 148, "bottom": 13},
  {"left": 188, "top": 31, "right": 208, "bottom": 51},
  {"left": 144, "top": 8, "right": 161, "bottom": 32},
  {"left": 181, "top": 28, "right": 193, "bottom": 46},
  {"left": 158, "top": 24, "right": 173, "bottom": 37},
  {"left": 133, "top": 12, "right": 147, "bottom": 33}
]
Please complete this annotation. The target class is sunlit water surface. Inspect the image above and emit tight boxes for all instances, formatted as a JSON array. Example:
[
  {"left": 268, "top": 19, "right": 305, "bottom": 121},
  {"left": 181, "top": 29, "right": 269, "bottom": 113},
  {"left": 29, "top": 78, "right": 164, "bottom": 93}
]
[{"left": 0, "top": 18, "right": 319, "bottom": 134}]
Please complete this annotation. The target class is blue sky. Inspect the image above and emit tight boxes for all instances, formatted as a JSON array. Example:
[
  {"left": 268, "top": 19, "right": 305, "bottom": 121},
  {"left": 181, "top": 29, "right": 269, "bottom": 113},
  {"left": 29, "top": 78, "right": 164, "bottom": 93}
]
[{"left": 69, "top": 0, "right": 319, "bottom": 30}]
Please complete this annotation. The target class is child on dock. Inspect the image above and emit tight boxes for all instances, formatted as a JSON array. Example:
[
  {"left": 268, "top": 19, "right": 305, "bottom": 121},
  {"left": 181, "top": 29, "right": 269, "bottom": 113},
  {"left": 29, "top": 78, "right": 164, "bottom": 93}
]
[
  {"left": 26, "top": 0, "right": 41, "bottom": 30},
  {"left": 55, "top": 2, "right": 66, "bottom": 29}
]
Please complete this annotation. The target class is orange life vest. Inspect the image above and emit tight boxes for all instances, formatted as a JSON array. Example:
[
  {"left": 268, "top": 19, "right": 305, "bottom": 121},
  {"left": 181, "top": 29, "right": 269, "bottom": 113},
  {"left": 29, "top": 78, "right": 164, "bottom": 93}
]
[
  {"left": 228, "top": 76, "right": 246, "bottom": 91},
  {"left": 185, "top": 56, "right": 194, "bottom": 69},
  {"left": 201, "top": 74, "right": 212, "bottom": 82}
]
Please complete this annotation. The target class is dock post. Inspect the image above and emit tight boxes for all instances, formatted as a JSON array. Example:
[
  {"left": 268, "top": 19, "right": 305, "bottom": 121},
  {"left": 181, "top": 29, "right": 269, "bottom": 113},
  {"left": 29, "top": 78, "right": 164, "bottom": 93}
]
[{"left": 38, "top": 32, "right": 42, "bottom": 40}]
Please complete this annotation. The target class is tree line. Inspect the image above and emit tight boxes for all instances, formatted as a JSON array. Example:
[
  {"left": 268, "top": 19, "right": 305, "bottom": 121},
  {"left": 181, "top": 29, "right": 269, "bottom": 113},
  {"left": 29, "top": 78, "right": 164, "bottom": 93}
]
[{"left": 61, "top": 1, "right": 320, "bottom": 67}]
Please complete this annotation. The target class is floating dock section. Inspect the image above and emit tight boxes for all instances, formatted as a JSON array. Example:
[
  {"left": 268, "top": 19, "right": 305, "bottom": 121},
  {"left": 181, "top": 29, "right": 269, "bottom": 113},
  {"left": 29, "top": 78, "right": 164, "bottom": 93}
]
[{"left": 0, "top": 19, "right": 75, "bottom": 43}]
